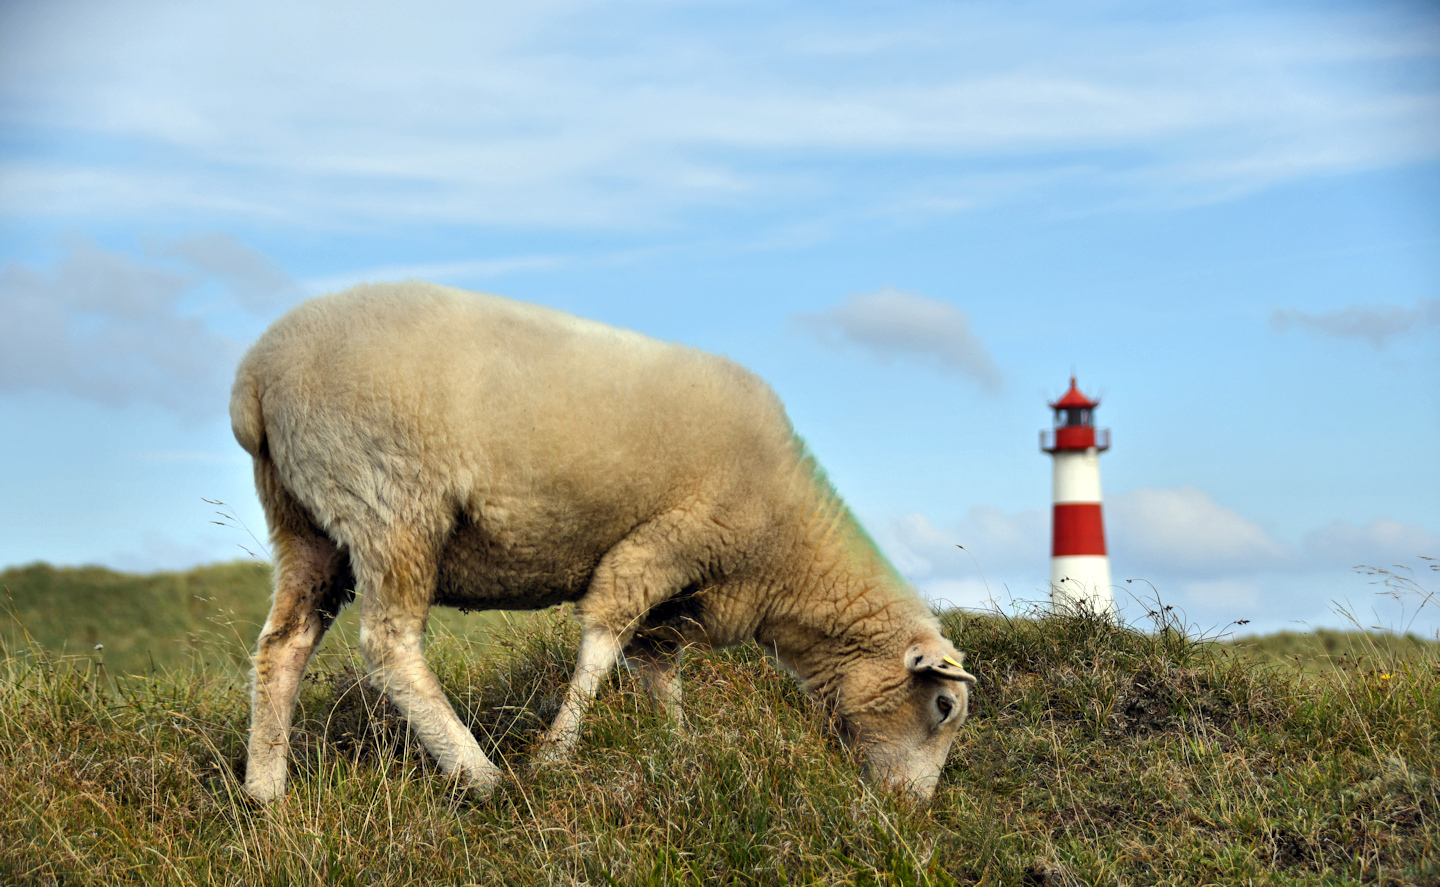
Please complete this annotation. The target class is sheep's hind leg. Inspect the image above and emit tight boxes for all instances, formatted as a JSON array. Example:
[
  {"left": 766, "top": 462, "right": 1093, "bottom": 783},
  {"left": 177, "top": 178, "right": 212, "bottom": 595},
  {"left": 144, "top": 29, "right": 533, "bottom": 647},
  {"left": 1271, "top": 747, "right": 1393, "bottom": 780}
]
[
  {"left": 626, "top": 636, "right": 686, "bottom": 725},
  {"left": 246, "top": 528, "right": 352, "bottom": 802},
  {"left": 533, "top": 625, "right": 624, "bottom": 764},
  {"left": 355, "top": 532, "right": 502, "bottom": 798}
]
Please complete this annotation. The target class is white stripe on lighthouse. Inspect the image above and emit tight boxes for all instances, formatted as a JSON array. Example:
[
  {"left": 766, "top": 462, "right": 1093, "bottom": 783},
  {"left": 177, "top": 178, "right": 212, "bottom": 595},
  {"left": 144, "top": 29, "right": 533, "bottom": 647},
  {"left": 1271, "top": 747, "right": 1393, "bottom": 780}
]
[
  {"left": 1052, "top": 450, "right": 1103, "bottom": 503},
  {"left": 1050, "top": 556, "right": 1113, "bottom": 612}
]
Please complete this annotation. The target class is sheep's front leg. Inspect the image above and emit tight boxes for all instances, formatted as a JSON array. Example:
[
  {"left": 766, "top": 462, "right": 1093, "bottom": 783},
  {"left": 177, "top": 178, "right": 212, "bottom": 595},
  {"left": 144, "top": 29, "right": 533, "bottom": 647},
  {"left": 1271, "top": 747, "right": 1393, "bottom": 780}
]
[
  {"left": 535, "top": 514, "right": 702, "bottom": 764},
  {"left": 357, "top": 540, "right": 503, "bottom": 798},
  {"left": 246, "top": 532, "right": 350, "bottom": 802}
]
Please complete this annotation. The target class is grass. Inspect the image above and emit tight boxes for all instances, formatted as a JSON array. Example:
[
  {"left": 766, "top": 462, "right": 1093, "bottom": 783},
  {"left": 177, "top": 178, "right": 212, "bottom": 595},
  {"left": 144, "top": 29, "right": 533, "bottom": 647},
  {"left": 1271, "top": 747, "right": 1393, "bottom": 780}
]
[
  {"left": 1226, "top": 628, "right": 1440, "bottom": 678},
  {"left": 0, "top": 561, "right": 512, "bottom": 678},
  {"left": 0, "top": 560, "right": 274, "bottom": 675},
  {"left": 1223, "top": 561, "right": 1440, "bottom": 679},
  {"left": 2, "top": 579, "right": 1437, "bottom": 886}
]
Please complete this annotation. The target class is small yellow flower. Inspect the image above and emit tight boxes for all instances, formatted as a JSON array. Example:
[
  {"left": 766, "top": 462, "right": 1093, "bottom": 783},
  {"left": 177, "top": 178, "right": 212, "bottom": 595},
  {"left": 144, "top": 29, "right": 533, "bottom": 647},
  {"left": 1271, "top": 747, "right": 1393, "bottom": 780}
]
[{"left": 1379, "top": 674, "right": 1393, "bottom": 681}]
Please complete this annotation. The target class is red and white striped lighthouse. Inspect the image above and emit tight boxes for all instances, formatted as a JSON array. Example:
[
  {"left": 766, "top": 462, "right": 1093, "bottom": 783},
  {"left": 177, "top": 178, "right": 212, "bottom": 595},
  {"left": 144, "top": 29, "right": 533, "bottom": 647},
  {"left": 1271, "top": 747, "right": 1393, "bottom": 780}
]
[{"left": 1040, "top": 377, "right": 1114, "bottom": 614}]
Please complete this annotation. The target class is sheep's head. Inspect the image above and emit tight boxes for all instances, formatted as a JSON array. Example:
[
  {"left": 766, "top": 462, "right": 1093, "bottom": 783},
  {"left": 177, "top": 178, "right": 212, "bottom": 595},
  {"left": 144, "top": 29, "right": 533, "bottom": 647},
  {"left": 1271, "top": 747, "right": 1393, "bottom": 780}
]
[{"left": 840, "top": 635, "right": 977, "bottom": 803}]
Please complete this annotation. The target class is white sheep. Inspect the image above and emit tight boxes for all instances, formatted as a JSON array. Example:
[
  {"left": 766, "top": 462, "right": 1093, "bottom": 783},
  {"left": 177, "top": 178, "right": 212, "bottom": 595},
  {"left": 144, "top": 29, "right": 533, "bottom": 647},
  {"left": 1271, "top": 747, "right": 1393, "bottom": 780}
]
[{"left": 231, "top": 282, "right": 976, "bottom": 803}]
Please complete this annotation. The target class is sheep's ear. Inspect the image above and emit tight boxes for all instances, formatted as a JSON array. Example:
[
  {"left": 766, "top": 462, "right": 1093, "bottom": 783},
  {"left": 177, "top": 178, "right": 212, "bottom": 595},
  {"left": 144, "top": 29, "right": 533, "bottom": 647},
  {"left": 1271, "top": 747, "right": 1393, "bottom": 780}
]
[{"left": 905, "top": 642, "right": 977, "bottom": 685}]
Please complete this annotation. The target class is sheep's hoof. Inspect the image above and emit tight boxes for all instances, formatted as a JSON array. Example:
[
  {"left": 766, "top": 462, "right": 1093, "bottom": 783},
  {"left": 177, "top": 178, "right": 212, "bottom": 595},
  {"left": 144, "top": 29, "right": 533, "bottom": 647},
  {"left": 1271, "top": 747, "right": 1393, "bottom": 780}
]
[
  {"left": 530, "top": 739, "right": 575, "bottom": 769},
  {"left": 242, "top": 775, "right": 285, "bottom": 805},
  {"left": 455, "top": 761, "right": 504, "bottom": 799}
]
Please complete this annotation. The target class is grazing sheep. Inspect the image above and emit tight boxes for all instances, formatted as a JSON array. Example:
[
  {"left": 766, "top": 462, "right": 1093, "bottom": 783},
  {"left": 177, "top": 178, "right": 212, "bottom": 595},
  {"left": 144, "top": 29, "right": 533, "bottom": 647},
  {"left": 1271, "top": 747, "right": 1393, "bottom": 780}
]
[{"left": 231, "top": 282, "right": 976, "bottom": 803}]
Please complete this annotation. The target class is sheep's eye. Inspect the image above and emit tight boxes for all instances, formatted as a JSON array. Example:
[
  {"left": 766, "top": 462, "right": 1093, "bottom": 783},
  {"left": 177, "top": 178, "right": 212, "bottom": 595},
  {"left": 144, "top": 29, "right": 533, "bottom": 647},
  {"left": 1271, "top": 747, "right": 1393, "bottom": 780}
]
[{"left": 936, "top": 694, "right": 954, "bottom": 721}]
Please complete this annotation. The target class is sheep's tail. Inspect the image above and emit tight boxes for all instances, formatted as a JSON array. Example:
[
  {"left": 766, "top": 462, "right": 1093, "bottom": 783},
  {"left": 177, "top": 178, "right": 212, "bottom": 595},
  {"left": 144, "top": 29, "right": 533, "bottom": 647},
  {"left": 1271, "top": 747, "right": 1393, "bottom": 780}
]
[{"left": 229, "top": 363, "right": 266, "bottom": 457}]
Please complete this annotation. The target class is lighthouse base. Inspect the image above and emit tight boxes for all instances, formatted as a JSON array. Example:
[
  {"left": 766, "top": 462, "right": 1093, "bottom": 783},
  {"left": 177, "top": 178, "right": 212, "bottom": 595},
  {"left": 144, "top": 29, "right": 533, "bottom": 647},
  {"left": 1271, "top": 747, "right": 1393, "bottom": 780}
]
[{"left": 1049, "top": 555, "right": 1115, "bottom": 616}]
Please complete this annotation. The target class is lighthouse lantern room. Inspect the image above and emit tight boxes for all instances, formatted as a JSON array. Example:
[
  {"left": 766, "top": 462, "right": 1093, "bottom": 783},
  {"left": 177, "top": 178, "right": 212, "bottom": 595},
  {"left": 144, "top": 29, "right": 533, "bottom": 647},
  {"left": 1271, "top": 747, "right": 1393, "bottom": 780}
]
[{"left": 1041, "top": 377, "right": 1115, "bottom": 614}]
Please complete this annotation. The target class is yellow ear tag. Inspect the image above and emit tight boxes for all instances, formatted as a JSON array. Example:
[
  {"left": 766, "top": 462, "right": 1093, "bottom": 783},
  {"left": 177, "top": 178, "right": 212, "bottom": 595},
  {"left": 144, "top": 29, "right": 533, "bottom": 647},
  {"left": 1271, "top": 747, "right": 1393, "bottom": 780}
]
[{"left": 943, "top": 655, "right": 964, "bottom": 669}]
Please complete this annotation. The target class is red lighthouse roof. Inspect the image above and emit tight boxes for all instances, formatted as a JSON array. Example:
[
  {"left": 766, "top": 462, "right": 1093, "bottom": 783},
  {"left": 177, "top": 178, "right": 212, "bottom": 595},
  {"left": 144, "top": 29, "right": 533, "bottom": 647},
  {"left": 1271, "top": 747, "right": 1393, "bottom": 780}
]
[{"left": 1049, "top": 376, "right": 1099, "bottom": 410}]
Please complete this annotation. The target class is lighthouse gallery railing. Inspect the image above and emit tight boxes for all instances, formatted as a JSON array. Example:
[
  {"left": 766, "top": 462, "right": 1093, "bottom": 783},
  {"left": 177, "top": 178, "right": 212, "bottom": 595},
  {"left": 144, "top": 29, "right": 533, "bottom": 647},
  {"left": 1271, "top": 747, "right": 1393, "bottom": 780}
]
[{"left": 1040, "top": 428, "right": 1111, "bottom": 452}]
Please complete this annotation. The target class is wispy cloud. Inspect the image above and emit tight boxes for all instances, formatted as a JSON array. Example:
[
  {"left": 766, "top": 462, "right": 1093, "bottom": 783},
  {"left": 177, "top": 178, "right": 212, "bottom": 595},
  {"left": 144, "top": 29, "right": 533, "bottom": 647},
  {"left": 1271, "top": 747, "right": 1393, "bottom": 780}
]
[
  {"left": 0, "top": 236, "right": 288, "bottom": 419},
  {"left": 0, "top": 1, "right": 1435, "bottom": 229},
  {"left": 305, "top": 254, "right": 572, "bottom": 295},
  {"left": 795, "top": 288, "right": 1003, "bottom": 391},
  {"left": 1303, "top": 519, "right": 1439, "bottom": 566},
  {"left": 1270, "top": 299, "right": 1440, "bottom": 349},
  {"left": 153, "top": 233, "right": 295, "bottom": 312},
  {"left": 880, "top": 508, "right": 1047, "bottom": 581}
]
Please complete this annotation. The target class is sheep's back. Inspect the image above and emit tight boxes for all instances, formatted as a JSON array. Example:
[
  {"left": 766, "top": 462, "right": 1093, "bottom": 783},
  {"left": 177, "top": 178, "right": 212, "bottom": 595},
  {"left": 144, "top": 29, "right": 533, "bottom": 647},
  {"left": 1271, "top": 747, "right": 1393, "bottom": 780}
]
[{"left": 238, "top": 283, "right": 799, "bottom": 583}]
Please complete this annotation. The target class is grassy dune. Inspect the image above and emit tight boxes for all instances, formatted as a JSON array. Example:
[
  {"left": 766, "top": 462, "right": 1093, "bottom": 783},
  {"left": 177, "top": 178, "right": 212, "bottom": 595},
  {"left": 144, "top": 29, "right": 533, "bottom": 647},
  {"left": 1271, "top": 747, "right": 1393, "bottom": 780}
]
[
  {"left": 1227, "top": 629, "right": 1440, "bottom": 678},
  {"left": 2, "top": 584, "right": 1437, "bottom": 885},
  {"left": 0, "top": 561, "right": 273, "bottom": 674},
  {"left": 0, "top": 562, "right": 512, "bottom": 677}
]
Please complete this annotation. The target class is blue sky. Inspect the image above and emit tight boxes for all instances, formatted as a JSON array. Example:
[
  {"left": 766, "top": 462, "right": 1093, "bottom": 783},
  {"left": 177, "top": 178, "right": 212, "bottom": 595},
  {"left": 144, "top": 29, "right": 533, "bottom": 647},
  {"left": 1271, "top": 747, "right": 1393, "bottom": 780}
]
[{"left": 1, "top": 0, "right": 1436, "bottom": 637}]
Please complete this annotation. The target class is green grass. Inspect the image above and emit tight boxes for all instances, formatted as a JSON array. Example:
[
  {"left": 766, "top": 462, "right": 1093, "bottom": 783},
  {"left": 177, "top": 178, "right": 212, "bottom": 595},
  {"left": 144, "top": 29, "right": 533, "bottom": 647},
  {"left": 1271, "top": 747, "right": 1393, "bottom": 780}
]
[
  {"left": 0, "top": 560, "right": 274, "bottom": 675},
  {"left": 1225, "top": 629, "right": 1440, "bottom": 678},
  {"left": 1, "top": 561, "right": 513, "bottom": 678},
  {"left": 1221, "top": 560, "right": 1440, "bottom": 679},
  {"left": 2, "top": 586, "right": 1437, "bottom": 886},
  {"left": 8, "top": 560, "right": 1437, "bottom": 682}
]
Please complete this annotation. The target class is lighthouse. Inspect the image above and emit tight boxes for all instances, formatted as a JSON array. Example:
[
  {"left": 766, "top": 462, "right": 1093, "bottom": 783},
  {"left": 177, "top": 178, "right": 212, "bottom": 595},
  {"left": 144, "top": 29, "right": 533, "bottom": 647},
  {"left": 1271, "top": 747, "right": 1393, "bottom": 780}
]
[{"left": 1040, "top": 377, "right": 1115, "bottom": 615}]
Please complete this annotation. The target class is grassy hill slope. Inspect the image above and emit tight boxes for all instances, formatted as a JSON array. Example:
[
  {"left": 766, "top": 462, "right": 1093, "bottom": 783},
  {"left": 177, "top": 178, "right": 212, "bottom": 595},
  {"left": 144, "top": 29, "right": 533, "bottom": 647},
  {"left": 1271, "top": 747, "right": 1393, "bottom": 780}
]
[
  {"left": 1228, "top": 628, "right": 1440, "bottom": 677},
  {"left": 1, "top": 562, "right": 513, "bottom": 677},
  {"left": 2, "top": 594, "right": 1437, "bottom": 885},
  {"left": 0, "top": 561, "right": 273, "bottom": 674}
]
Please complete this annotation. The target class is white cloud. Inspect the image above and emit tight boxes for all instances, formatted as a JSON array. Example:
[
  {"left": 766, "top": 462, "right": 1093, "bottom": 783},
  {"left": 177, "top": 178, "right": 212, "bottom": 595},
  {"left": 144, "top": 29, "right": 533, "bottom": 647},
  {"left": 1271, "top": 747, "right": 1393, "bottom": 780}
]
[
  {"left": 873, "top": 500, "right": 1439, "bottom": 635},
  {"left": 1107, "top": 486, "right": 1295, "bottom": 576},
  {"left": 914, "top": 577, "right": 1012, "bottom": 613},
  {"left": 0, "top": 1, "right": 1435, "bottom": 228},
  {"left": 0, "top": 236, "right": 285, "bottom": 419},
  {"left": 876, "top": 508, "right": 1049, "bottom": 610},
  {"left": 795, "top": 288, "right": 1003, "bottom": 391},
  {"left": 153, "top": 233, "right": 294, "bottom": 312},
  {"left": 1270, "top": 299, "right": 1440, "bottom": 349},
  {"left": 885, "top": 490, "right": 1299, "bottom": 585},
  {"left": 878, "top": 507, "right": 1047, "bottom": 579},
  {"left": 883, "top": 493, "right": 1434, "bottom": 590},
  {"left": 1174, "top": 579, "right": 1261, "bottom": 613},
  {"left": 1304, "top": 519, "right": 1439, "bottom": 566},
  {"left": 106, "top": 529, "right": 254, "bottom": 574}
]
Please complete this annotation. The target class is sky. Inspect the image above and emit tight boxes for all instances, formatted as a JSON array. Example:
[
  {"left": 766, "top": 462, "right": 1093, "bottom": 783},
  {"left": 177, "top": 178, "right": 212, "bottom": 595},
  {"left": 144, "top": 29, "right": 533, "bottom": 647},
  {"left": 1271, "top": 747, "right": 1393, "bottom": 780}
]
[{"left": 1, "top": 0, "right": 1437, "bottom": 638}]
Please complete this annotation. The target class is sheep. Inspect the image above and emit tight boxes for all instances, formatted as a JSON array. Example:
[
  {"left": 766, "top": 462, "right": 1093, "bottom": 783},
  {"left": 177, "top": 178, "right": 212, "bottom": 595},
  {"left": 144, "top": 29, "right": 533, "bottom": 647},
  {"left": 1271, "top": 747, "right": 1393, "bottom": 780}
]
[{"left": 231, "top": 281, "right": 977, "bottom": 804}]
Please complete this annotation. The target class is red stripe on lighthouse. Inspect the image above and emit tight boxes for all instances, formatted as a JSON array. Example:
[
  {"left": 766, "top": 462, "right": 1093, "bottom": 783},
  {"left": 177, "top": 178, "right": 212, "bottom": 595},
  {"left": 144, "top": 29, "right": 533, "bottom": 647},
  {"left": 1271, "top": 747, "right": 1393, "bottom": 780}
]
[{"left": 1051, "top": 503, "right": 1107, "bottom": 556}]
